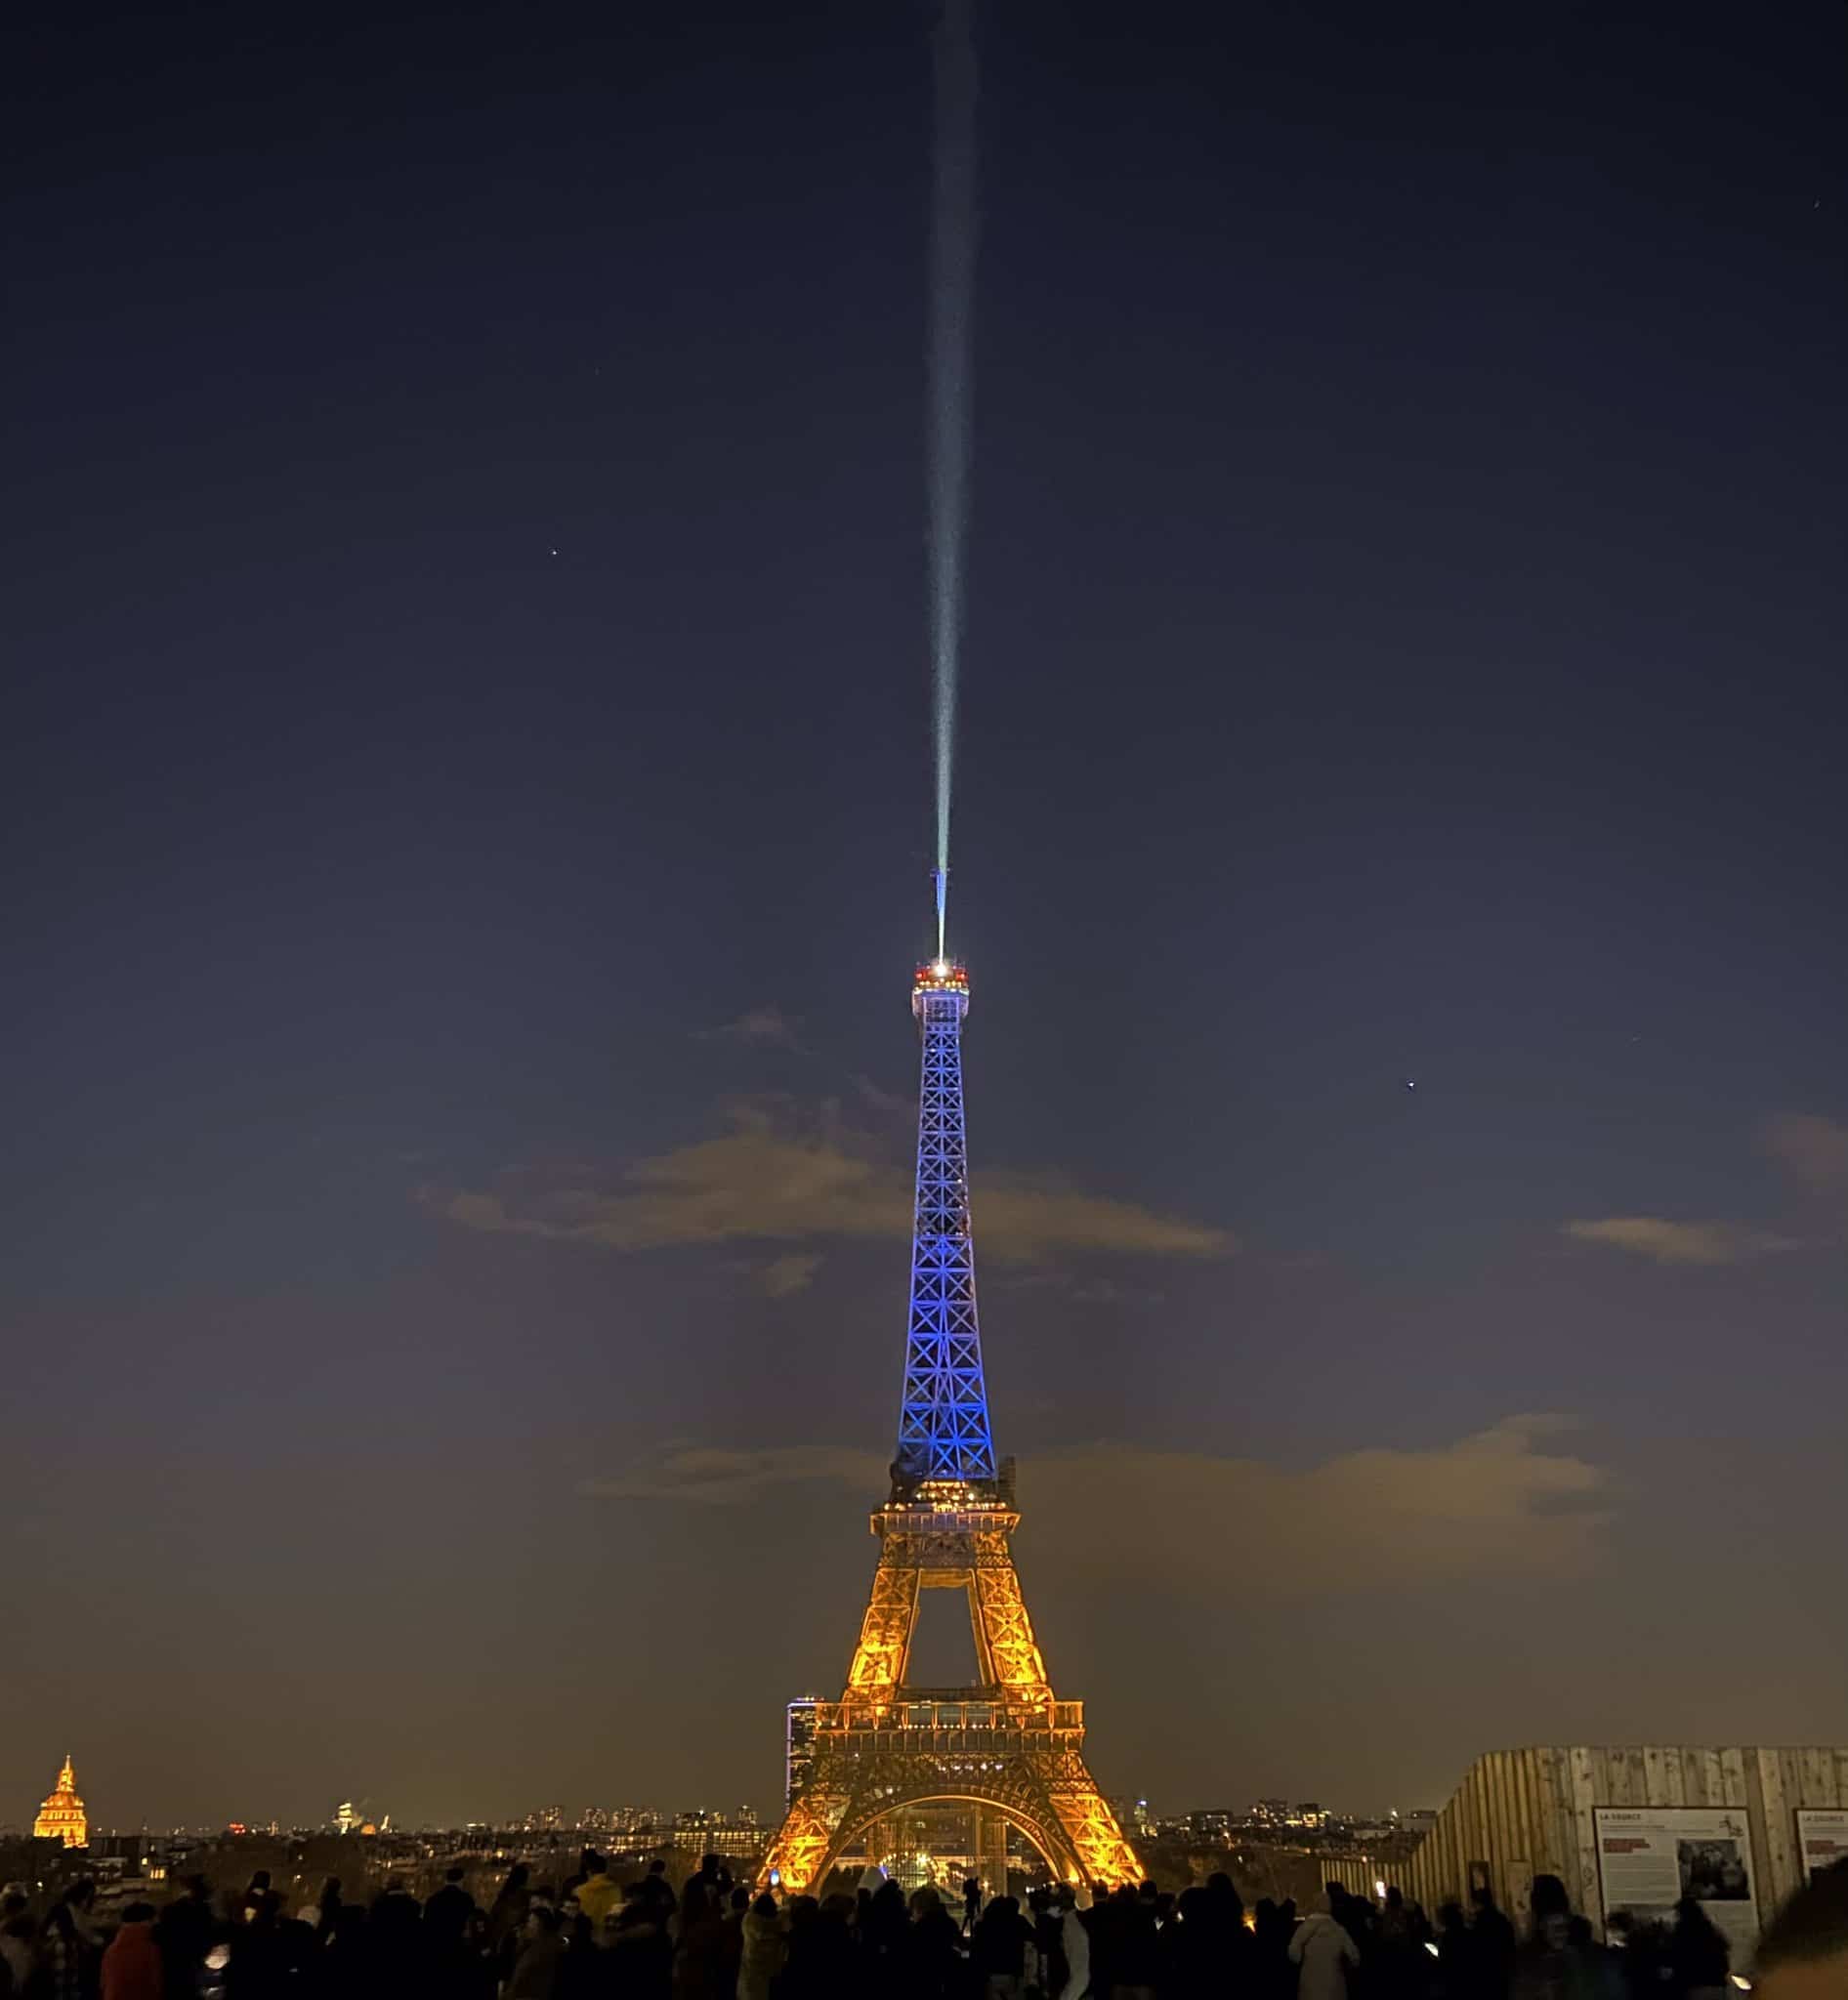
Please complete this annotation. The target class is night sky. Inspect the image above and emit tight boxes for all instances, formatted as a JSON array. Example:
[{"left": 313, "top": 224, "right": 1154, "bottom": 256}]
[{"left": 5, "top": 0, "right": 1844, "bottom": 1833}]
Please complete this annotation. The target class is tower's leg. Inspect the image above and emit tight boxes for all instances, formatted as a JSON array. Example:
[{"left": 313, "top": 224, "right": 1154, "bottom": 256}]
[
  {"left": 968, "top": 1536, "right": 1051, "bottom": 1703},
  {"left": 1043, "top": 1775, "right": 1142, "bottom": 1892},
  {"left": 842, "top": 1552, "right": 921, "bottom": 1711},
  {"left": 761, "top": 1780, "right": 850, "bottom": 1896}
]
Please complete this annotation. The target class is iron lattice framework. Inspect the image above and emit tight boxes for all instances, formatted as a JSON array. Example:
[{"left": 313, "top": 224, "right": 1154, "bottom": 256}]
[
  {"left": 760, "top": 959, "right": 1139, "bottom": 1896},
  {"left": 899, "top": 962, "right": 995, "bottom": 1485}
]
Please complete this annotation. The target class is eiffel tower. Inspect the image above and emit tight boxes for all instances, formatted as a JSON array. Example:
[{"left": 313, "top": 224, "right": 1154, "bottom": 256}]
[{"left": 760, "top": 954, "right": 1140, "bottom": 1896}]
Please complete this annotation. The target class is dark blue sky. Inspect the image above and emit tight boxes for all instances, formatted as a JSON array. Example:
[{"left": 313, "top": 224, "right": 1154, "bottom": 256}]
[{"left": 3, "top": 0, "right": 1844, "bottom": 1831}]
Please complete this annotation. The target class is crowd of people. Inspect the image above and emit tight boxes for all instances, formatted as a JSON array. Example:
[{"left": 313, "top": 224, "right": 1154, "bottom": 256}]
[{"left": 0, "top": 1852, "right": 1761, "bottom": 2000}]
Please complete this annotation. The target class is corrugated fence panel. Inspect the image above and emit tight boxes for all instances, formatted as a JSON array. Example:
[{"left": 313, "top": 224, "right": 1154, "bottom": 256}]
[
  {"left": 1689, "top": 1748, "right": 1722, "bottom": 1809},
  {"left": 1569, "top": 1747, "right": 1600, "bottom": 1923},
  {"left": 1753, "top": 1748, "right": 1788, "bottom": 1913},
  {"left": 1487, "top": 1755, "right": 1512, "bottom": 1903},
  {"left": 1604, "top": 1749, "right": 1633, "bottom": 1809},
  {"left": 1399, "top": 1746, "right": 1848, "bottom": 1945}
]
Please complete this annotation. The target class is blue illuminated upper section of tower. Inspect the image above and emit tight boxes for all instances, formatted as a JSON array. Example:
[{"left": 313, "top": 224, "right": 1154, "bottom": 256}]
[{"left": 895, "top": 956, "right": 995, "bottom": 1491}]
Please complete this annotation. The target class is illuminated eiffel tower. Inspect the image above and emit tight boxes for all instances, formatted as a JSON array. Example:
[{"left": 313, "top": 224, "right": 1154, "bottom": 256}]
[{"left": 760, "top": 954, "right": 1140, "bottom": 1896}]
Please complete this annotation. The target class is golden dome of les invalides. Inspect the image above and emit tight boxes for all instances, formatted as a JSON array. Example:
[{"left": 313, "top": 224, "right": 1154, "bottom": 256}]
[{"left": 33, "top": 1756, "right": 88, "bottom": 1849}]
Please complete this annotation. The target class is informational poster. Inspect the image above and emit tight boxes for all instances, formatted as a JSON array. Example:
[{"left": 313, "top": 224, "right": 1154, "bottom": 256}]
[
  {"left": 1595, "top": 1807, "right": 1759, "bottom": 1959},
  {"left": 1796, "top": 1810, "right": 1848, "bottom": 1885}
]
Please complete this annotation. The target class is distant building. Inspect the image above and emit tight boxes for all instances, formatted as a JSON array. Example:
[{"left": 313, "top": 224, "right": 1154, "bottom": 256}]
[
  {"left": 672, "top": 1809, "right": 762, "bottom": 1861},
  {"left": 335, "top": 1802, "right": 361, "bottom": 1835},
  {"left": 786, "top": 1698, "right": 821, "bottom": 1807},
  {"left": 34, "top": 1757, "right": 89, "bottom": 1849}
]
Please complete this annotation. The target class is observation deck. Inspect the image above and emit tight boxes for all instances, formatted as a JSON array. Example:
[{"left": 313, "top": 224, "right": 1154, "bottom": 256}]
[
  {"left": 913, "top": 958, "right": 971, "bottom": 1021},
  {"left": 814, "top": 1695, "right": 1087, "bottom": 1743}
]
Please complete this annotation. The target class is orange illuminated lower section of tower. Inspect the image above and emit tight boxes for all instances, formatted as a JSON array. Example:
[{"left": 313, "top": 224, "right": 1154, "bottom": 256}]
[{"left": 760, "top": 1484, "right": 1139, "bottom": 1895}]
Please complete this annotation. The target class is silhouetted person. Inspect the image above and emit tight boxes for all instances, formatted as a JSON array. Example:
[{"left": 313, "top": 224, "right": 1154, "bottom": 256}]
[
  {"left": 1470, "top": 1889, "right": 1517, "bottom": 2000},
  {"left": 737, "top": 1894, "right": 787, "bottom": 2000},
  {"left": 1291, "top": 1890, "right": 1362, "bottom": 2000},
  {"left": 1049, "top": 1885, "right": 1092, "bottom": 2000},
  {"left": 457, "top": 1908, "right": 499, "bottom": 2000},
  {"left": 101, "top": 1901, "right": 161, "bottom": 2000},
  {"left": 311, "top": 1904, "right": 367, "bottom": 1998},
  {"left": 1253, "top": 1897, "right": 1297, "bottom": 2000},
  {"left": 240, "top": 1874, "right": 272, "bottom": 1928},
  {"left": 159, "top": 1876, "right": 221, "bottom": 1998},
  {"left": 1435, "top": 1903, "right": 1471, "bottom": 1999},
  {"left": 576, "top": 1855, "right": 620, "bottom": 1935},
  {"left": 509, "top": 1906, "right": 566, "bottom": 1999},
  {"left": 903, "top": 1885, "right": 964, "bottom": 2000},
  {"left": 39, "top": 1886, "right": 101, "bottom": 2000},
  {"left": 365, "top": 1885, "right": 426, "bottom": 1995},
  {"left": 1513, "top": 1876, "right": 1584, "bottom": 2000},
  {"left": 638, "top": 1861, "right": 676, "bottom": 1927},
  {"left": 607, "top": 1883, "right": 673, "bottom": 2000},
  {"left": 231, "top": 1891, "right": 308, "bottom": 2000},
  {"left": 1205, "top": 1873, "right": 1256, "bottom": 1990},
  {"left": 426, "top": 1866, "right": 476, "bottom": 1943},
  {"left": 973, "top": 1895, "right": 1036, "bottom": 2000},
  {"left": 963, "top": 1880, "right": 984, "bottom": 1937},
  {"left": 778, "top": 1894, "right": 856, "bottom": 2000},
  {"left": 1109, "top": 1884, "right": 1159, "bottom": 2000},
  {"left": 672, "top": 1869, "right": 732, "bottom": 2000},
  {"left": 1668, "top": 1899, "right": 1729, "bottom": 2000},
  {"left": 717, "top": 1885, "right": 751, "bottom": 1999},
  {"left": 1753, "top": 1858, "right": 1848, "bottom": 2000},
  {"left": 1379, "top": 1885, "right": 1427, "bottom": 2000},
  {"left": 1159, "top": 1886, "right": 1221, "bottom": 2000},
  {"left": 2, "top": 1894, "right": 35, "bottom": 1999},
  {"left": 1568, "top": 1916, "right": 1626, "bottom": 2000}
]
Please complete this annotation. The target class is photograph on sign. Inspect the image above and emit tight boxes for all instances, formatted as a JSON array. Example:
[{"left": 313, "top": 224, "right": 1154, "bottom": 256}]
[
  {"left": 1594, "top": 1807, "right": 1759, "bottom": 1959},
  {"left": 1796, "top": 1810, "right": 1848, "bottom": 1887}
]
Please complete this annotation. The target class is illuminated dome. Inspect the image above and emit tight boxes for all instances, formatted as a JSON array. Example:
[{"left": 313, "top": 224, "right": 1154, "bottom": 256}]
[{"left": 33, "top": 1756, "right": 88, "bottom": 1849}]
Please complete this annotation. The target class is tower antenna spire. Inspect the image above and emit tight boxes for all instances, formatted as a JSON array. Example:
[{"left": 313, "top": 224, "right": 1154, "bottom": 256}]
[{"left": 932, "top": 865, "right": 948, "bottom": 962}]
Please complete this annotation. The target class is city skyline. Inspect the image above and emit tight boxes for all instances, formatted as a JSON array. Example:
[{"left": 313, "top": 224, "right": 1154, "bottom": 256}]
[{"left": 5, "top": 0, "right": 1844, "bottom": 1830}]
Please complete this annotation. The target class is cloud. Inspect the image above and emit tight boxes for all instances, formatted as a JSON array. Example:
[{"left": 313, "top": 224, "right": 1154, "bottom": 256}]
[
  {"left": 700, "top": 1008, "right": 802, "bottom": 1050},
  {"left": 582, "top": 1444, "right": 885, "bottom": 1506},
  {"left": 1761, "top": 1112, "right": 1848, "bottom": 1191},
  {"left": 759, "top": 1253, "right": 823, "bottom": 1298},
  {"left": 426, "top": 1100, "right": 1230, "bottom": 1265},
  {"left": 999, "top": 1271, "right": 1168, "bottom": 1308},
  {"left": 976, "top": 1175, "right": 1229, "bottom": 1260},
  {"left": 1561, "top": 1216, "right": 1799, "bottom": 1266},
  {"left": 852, "top": 1073, "right": 913, "bottom": 1118},
  {"left": 585, "top": 1417, "right": 1608, "bottom": 1589}
]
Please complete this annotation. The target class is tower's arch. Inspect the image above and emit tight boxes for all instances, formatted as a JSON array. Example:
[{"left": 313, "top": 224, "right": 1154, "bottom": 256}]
[{"left": 826, "top": 1785, "right": 1073, "bottom": 1890}]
